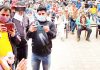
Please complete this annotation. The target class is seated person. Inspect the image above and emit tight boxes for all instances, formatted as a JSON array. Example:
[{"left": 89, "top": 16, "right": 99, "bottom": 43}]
[{"left": 76, "top": 14, "right": 92, "bottom": 41}]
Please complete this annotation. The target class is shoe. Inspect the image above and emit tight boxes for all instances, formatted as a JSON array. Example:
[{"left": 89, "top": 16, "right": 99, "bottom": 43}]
[
  {"left": 99, "top": 31, "right": 100, "bottom": 35},
  {"left": 72, "top": 32, "right": 74, "bottom": 34},
  {"left": 86, "top": 38, "right": 90, "bottom": 41},
  {"left": 77, "top": 38, "right": 80, "bottom": 42},
  {"left": 61, "top": 37, "right": 65, "bottom": 41}
]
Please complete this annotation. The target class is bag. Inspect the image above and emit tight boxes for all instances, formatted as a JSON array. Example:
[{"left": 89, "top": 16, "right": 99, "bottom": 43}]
[{"left": 34, "top": 21, "right": 49, "bottom": 47}]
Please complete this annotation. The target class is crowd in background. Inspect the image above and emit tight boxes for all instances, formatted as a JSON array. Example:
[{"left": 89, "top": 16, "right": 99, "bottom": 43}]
[{"left": 0, "top": 0, "right": 100, "bottom": 70}]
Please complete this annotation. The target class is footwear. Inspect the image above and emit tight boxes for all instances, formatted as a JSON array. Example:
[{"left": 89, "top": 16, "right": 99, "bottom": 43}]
[
  {"left": 99, "top": 31, "right": 100, "bottom": 35},
  {"left": 86, "top": 38, "right": 90, "bottom": 41},
  {"left": 77, "top": 38, "right": 80, "bottom": 42},
  {"left": 61, "top": 37, "right": 65, "bottom": 41},
  {"left": 71, "top": 32, "right": 74, "bottom": 34}
]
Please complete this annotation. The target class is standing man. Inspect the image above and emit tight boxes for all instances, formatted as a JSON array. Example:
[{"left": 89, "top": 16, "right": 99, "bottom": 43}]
[
  {"left": 27, "top": 5, "right": 56, "bottom": 70},
  {"left": 0, "top": 5, "right": 19, "bottom": 70},
  {"left": 12, "top": 1, "right": 29, "bottom": 64},
  {"left": 70, "top": 3, "right": 78, "bottom": 34}
]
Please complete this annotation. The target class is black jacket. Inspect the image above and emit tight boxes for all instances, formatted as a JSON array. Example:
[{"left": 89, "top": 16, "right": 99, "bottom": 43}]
[{"left": 27, "top": 21, "right": 56, "bottom": 56}]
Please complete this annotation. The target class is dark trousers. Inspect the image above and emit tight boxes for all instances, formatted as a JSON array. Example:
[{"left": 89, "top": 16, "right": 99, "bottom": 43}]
[
  {"left": 98, "top": 25, "right": 100, "bottom": 34},
  {"left": 98, "top": 25, "right": 100, "bottom": 29},
  {"left": 14, "top": 43, "right": 28, "bottom": 68},
  {"left": 77, "top": 26, "right": 92, "bottom": 39},
  {"left": 12, "top": 36, "right": 28, "bottom": 68},
  {"left": 17, "top": 45, "right": 27, "bottom": 61}
]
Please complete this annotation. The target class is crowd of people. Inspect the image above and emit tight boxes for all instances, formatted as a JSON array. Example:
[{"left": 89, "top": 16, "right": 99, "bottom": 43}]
[{"left": 0, "top": 0, "right": 100, "bottom": 70}]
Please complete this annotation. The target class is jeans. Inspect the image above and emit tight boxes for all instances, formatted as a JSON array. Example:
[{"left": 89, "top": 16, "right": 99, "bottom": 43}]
[
  {"left": 96, "top": 17, "right": 100, "bottom": 25},
  {"left": 91, "top": 14, "right": 96, "bottom": 21},
  {"left": 77, "top": 26, "right": 92, "bottom": 39},
  {"left": 31, "top": 53, "right": 51, "bottom": 70},
  {"left": 70, "top": 18, "right": 76, "bottom": 32}
]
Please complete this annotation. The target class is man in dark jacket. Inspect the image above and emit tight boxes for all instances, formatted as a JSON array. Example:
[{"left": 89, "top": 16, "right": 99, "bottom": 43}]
[
  {"left": 12, "top": 1, "right": 29, "bottom": 64},
  {"left": 27, "top": 5, "right": 56, "bottom": 70}
]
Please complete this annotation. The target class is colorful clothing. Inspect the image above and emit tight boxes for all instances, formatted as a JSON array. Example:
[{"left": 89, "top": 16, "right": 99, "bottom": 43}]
[
  {"left": 0, "top": 32, "right": 12, "bottom": 57},
  {"left": 76, "top": 17, "right": 91, "bottom": 28}
]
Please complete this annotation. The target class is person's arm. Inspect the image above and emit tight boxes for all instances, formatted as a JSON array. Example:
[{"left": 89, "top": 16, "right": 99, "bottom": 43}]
[
  {"left": 76, "top": 17, "right": 81, "bottom": 26},
  {"left": 16, "top": 58, "right": 27, "bottom": 70},
  {"left": 9, "top": 27, "right": 21, "bottom": 45},
  {"left": 47, "top": 22, "right": 57, "bottom": 39},
  {"left": 86, "top": 18, "right": 91, "bottom": 28},
  {"left": 25, "top": 17, "right": 30, "bottom": 32},
  {"left": 27, "top": 22, "right": 37, "bottom": 39},
  {"left": 27, "top": 31, "right": 36, "bottom": 39},
  {"left": 0, "top": 58, "right": 11, "bottom": 70}
]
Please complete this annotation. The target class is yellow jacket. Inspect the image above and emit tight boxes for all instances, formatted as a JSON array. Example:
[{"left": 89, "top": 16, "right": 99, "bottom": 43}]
[{"left": 0, "top": 32, "right": 12, "bottom": 57}]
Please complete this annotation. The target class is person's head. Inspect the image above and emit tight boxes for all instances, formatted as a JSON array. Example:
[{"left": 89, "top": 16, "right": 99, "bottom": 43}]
[
  {"left": 60, "top": 0, "right": 63, "bottom": 2},
  {"left": 11, "top": 3, "right": 16, "bottom": 13},
  {"left": 36, "top": 5, "right": 47, "bottom": 22},
  {"left": 15, "top": 1, "right": 26, "bottom": 15},
  {"left": 11, "top": 6, "right": 16, "bottom": 13},
  {"left": 26, "top": 8, "right": 33, "bottom": 16},
  {"left": 78, "top": 0, "right": 81, "bottom": 2},
  {"left": 93, "top": 5, "right": 97, "bottom": 8},
  {"left": 53, "top": 3, "right": 56, "bottom": 7},
  {"left": 28, "top": 3, "right": 33, "bottom": 8},
  {"left": 80, "top": 14, "right": 87, "bottom": 23},
  {"left": 0, "top": 5, "right": 11, "bottom": 23},
  {"left": 48, "top": 1, "right": 52, "bottom": 4},
  {"left": 72, "top": 3, "right": 76, "bottom": 7}
]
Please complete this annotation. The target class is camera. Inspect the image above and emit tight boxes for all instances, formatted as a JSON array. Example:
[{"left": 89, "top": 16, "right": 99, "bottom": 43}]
[{"left": 35, "top": 25, "right": 43, "bottom": 31}]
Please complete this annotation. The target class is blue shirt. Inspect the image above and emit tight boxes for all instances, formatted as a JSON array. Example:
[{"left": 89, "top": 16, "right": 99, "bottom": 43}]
[
  {"left": 97, "top": 3, "right": 100, "bottom": 12},
  {"left": 46, "top": 4, "right": 51, "bottom": 10},
  {"left": 76, "top": 2, "right": 81, "bottom": 9}
]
